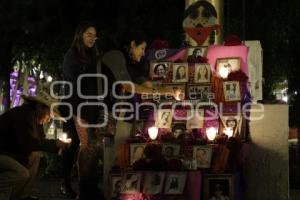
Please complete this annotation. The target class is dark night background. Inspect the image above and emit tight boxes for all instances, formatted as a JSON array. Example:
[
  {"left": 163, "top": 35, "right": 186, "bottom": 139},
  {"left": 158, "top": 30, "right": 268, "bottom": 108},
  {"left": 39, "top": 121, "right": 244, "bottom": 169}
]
[{"left": 0, "top": 0, "right": 300, "bottom": 126}]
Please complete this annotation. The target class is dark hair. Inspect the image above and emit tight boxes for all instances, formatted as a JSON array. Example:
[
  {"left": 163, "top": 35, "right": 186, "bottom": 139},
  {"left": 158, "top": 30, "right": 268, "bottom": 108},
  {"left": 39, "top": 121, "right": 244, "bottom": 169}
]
[
  {"left": 154, "top": 63, "right": 167, "bottom": 74},
  {"left": 193, "top": 48, "right": 202, "bottom": 56},
  {"left": 71, "top": 21, "right": 98, "bottom": 63},
  {"left": 197, "top": 65, "right": 208, "bottom": 80},
  {"left": 175, "top": 65, "right": 186, "bottom": 80},
  {"left": 184, "top": 1, "right": 217, "bottom": 20}
]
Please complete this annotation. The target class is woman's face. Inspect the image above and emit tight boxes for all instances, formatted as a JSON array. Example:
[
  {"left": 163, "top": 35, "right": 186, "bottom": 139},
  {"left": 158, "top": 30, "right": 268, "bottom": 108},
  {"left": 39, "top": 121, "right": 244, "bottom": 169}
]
[
  {"left": 83, "top": 26, "right": 97, "bottom": 48},
  {"left": 178, "top": 66, "right": 186, "bottom": 77},
  {"left": 199, "top": 65, "right": 207, "bottom": 76},
  {"left": 156, "top": 65, "right": 166, "bottom": 76},
  {"left": 226, "top": 120, "right": 236, "bottom": 128},
  {"left": 37, "top": 108, "right": 51, "bottom": 124},
  {"left": 131, "top": 41, "right": 147, "bottom": 62}
]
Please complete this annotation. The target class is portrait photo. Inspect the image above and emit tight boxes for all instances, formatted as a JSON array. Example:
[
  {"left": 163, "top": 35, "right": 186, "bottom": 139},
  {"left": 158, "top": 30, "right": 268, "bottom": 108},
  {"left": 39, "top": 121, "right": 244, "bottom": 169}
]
[
  {"left": 110, "top": 174, "right": 123, "bottom": 199},
  {"left": 164, "top": 84, "right": 186, "bottom": 101},
  {"left": 204, "top": 174, "right": 233, "bottom": 200},
  {"left": 142, "top": 172, "right": 165, "bottom": 194},
  {"left": 164, "top": 172, "right": 187, "bottom": 195},
  {"left": 130, "top": 143, "right": 146, "bottom": 165},
  {"left": 216, "top": 57, "right": 241, "bottom": 76},
  {"left": 220, "top": 114, "right": 242, "bottom": 137},
  {"left": 172, "top": 121, "right": 186, "bottom": 138},
  {"left": 155, "top": 109, "right": 173, "bottom": 128},
  {"left": 186, "top": 109, "right": 205, "bottom": 129},
  {"left": 187, "top": 46, "right": 208, "bottom": 60},
  {"left": 223, "top": 81, "right": 241, "bottom": 101},
  {"left": 121, "top": 172, "right": 142, "bottom": 194},
  {"left": 194, "top": 64, "right": 211, "bottom": 83},
  {"left": 172, "top": 63, "right": 189, "bottom": 83},
  {"left": 150, "top": 62, "right": 170, "bottom": 79},
  {"left": 187, "top": 85, "right": 211, "bottom": 101},
  {"left": 193, "top": 145, "right": 212, "bottom": 168},
  {"left": 162, "top": 144, "right": 181, "bottom": 158}
]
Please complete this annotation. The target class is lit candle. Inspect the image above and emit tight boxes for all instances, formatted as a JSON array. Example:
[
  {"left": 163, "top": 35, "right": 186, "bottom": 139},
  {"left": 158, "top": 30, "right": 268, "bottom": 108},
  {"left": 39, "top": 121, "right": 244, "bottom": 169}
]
[
  {"left": 148, "top": 126, "right": 159, "bottom": 140},
  {"left": 219, "top": 67, "right": 230, "bottom": 79},
  {"left": 223, "top": 127, "right": 234, "bottom": 137},
  {"left": 206, "top": 127, "right": 217, "bottom": 141},
  {"left": 59, "top": 133, "right": 72, "bottom": 143}
]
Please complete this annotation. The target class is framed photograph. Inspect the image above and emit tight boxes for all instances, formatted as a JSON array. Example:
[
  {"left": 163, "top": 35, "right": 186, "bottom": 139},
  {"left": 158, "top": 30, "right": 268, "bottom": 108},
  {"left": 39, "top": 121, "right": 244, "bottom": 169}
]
[
  {"left": 194, "top": 64, "right": 211, "bottom": 83},
  {"left": 162, "top": 144, "right": 181, "bottom": 158},
  {"left": 186, "top": 46, "right": 208, "bottom": 59},
  {"left": 172, "top": 63, "right": 189, "bottom": 83},
  {"left": 164, "top": 172, "right": 187, "bottom": 195},
  {"left": 193, "top": 145, "right": 213, "bottom": 168},
  {"left": 187, "top": 84, "right": 211, "bottom": 101},
  {"left": 223, "top": 81, "right": 241, "bottom": 102},
  {"left": 203, "top": 174, "right": 233, "bottom": 200},
  {"left": 220, "top": 114, "right": 242, "bottom": 137},
  {"left": 172, "top": 121, "right": 186, "bottom": 138},
  {"left": 186, "top": 109, "right": 205, "bottom": 129},
  {"left": 130, "top": 143, "right": 146, "bottom": 165},
  {"left": 164, "top": 84, "right": 186, "bottom": 101},
  {"left": 143, "top": 171, "right": 165, "bottom": 194},
  {"left": 150, "top": 61, "right": 171, "bottom": 79},
  {"left": 216, "top": 57, "right": 241, "bottom": 75},
  {"left": 155, "top": 109, "right": 173, "bottom": 128},
  {"left": 132, "top": 120, "right": 145, "bottom": 135},
  {"left": 121, "top": 172, "right": 142, "bottom": 194},
  {"left": 110, "top": 174, "right": 123, "bottom": 199}
]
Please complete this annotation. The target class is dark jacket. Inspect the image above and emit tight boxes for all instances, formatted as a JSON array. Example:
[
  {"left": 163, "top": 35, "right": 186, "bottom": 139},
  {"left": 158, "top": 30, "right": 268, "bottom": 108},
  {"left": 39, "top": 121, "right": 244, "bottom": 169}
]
[
  {"left": 0, "top": 104, "right": 58, "bottom": 165},
  {"left": 62, "top": 47, "right": 99, "bottom": 124},
  {"left": 101, "top": 50, "right": 148, "bottom": 111}
]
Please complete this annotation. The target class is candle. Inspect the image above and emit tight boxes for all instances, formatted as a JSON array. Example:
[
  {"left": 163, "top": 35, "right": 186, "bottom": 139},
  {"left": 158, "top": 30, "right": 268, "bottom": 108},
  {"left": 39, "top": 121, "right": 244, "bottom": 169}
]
[
  {"left": 148, "top": 126, "right": 159, "bottom": 140},
  {"left": 219, "top": 67, "right": 230, "bottom": 79},
  {"left": 206, "top": 127, "right": 217, "bottom": 141},
  {"left": 59, "top": 133, "right": 72, "bottom": 143},
  {"left": 223, "top": 127, "right": 233, "bottom": 137}
]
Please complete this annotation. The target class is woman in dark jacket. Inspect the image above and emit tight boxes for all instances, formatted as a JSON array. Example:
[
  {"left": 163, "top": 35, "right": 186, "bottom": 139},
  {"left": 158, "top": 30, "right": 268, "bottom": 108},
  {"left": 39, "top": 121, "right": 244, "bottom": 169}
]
[
  {"left": 0, "top": 90, "right": 68, "bottom": 200},
  {"left": 62, "top": 21, "right": 104, "bottom": 200}
]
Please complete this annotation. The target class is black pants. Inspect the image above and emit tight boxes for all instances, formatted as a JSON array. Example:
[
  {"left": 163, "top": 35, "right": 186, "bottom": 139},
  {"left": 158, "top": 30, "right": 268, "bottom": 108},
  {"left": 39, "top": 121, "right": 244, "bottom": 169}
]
[{"left": 61, "top": 119, "right": 80, "bottom": 184}]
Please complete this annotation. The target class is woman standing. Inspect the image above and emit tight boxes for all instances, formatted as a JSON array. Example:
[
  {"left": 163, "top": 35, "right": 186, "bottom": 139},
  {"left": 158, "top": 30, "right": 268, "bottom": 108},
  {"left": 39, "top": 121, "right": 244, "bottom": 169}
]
[{"left": 62, "top": 21, "right": 103, "bottom": 200}]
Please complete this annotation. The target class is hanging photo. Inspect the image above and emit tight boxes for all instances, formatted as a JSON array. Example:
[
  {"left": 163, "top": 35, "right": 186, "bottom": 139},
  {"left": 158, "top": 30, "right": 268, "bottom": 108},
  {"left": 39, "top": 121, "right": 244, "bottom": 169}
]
[
  {"left": 216, "top": 57, "right": 241, "bottom": 76},
  {"left": 172, "top": 121, "right": 186, "bottom": 138},
  {"left": 193, "top": 145, "right": 213, "bottom": 169},
  {"left": 121, "top": 172, "right": 142, "bottom": 194},
  {"left": 194, "top": 63, "right": 211, "bottom": 83},
  {"left": 172, "top": 63, "right": 189, "bottom": 83},
  {"left": 203, "top": 174, "right": 233, "bottom": 200},
  {"left": 110, "top": 174, "right": 123, "bottom": 199},
  {"left": 150, "top": 61, "right": 171, "bottom": 79},
  {"left": 155, "top": 109, "right": 173, "bottom": 128},
  {"left": 162, "top": 144, "right": 181, "bottom": 158},
  {"left": 130, "top": 143, "right": 146, "bottom": 165},
  {"left": 164, "top": 172, "right": 187, "bottom": 195},
  {"left": 143, "top": 172, "right": 165, "bottom": 194},
  {"left": 187, "top": 84, "right": 211, "bottom": 101},
  {"left": 186, "top": 109, "right": 205, "bottom": 129},
  {"left": 186, "top": 46, "right": 208, "bottom": 60},
  {"left": 220, "top": 114, "right": 242, "bottom": 137},
  {"left": 164, "top": 84, "right": 186, "bottom": 101},
  {"left": 223, "top": 81, "right": 241, "bottom": 102}
]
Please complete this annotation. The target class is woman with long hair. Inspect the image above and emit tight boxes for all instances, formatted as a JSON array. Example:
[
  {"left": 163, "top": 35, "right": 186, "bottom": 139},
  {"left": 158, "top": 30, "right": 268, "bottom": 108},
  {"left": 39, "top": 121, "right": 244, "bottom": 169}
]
[{"left": 62, "top": 21, "right": 104, "bottom": 200}]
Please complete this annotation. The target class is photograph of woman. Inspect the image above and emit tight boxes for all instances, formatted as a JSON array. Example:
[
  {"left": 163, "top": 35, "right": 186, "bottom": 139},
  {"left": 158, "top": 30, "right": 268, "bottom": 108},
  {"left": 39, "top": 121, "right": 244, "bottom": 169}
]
[
  {"left": 195, "top": 64, "right": 211, "bottom": 83},
  {"left": 223, "top": 81, "right": 241, "bottom": 101},
  {"left": 121, "top": 173, "right": 141, "bottom": 194},
  {"left": 152, "top": 63, "right": 168, "bottom": 78},
  {"left": 173, "top": 64, "right": 188, "bottom": 83}
]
